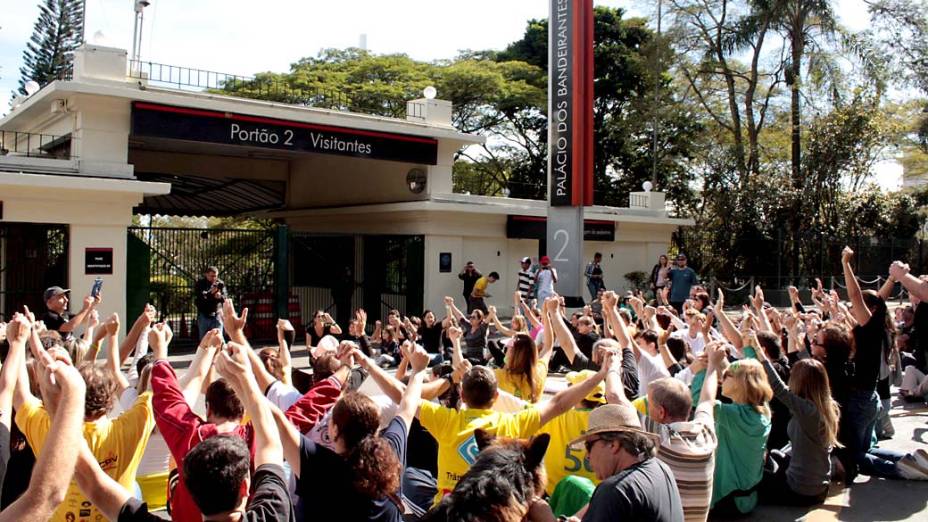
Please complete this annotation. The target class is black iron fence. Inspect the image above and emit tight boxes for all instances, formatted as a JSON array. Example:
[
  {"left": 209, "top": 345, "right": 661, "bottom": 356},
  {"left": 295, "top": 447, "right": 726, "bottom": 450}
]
[{"left": 0, "top": 131, "right": 72, "bottom": 159}]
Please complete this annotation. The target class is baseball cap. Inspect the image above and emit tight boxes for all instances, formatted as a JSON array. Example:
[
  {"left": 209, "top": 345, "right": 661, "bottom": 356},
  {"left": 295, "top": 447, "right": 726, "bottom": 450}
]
[
  {"left": 676, "top": 253, "right": 687, "bottom": 260},
  {"left": 43, "top": 286, "right": 70, "bottom": 302},
  {"left": 521, "top": 256, "right": 531, "bottom": 264},
  {"left": 569, "top": 404, "right": 659, "bottom": 448},
  {"left": 565, "top": 370, "right": 606, "bottom": 404},
  {"left": 540, "top": 255, "right": 551, "bottom": 265}
]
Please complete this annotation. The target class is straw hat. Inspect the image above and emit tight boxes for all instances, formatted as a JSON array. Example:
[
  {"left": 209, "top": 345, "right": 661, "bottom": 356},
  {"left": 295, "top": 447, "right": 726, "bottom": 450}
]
[{"left": 568, "top": 404, "right": 660, "bottom": 448}]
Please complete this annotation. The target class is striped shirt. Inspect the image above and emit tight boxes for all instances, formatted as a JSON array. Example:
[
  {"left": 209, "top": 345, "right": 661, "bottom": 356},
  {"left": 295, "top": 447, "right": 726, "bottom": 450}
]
[
  {"left": 641, "top": 402, "right": 717, "bottom": 522},
  {"left": 517, "top": 268, "right": 536, "bottom": 299}
]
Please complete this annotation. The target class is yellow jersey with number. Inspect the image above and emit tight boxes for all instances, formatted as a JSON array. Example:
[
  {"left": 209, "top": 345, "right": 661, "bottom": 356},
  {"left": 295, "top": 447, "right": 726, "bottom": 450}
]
[
  {"left": 537, "top": 408, "right": 599, "bottom": 495},
  {"left": 419, "top": 401, "right": 542, "bottom": 504}
]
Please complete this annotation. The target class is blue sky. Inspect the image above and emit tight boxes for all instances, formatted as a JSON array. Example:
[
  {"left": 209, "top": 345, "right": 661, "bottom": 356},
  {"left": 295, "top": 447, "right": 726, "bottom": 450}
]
[{"left": 0, "top": 0, "right": 897, "bottom": 187}]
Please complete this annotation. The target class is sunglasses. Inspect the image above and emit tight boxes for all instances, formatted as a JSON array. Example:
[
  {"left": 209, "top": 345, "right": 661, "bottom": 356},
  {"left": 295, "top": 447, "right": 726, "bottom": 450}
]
[{"left": 584, "top": 437, "right": 601, "bottom": 453}]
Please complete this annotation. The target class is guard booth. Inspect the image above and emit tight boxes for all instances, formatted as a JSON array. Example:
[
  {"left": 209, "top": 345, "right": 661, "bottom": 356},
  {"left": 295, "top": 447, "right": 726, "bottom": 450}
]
[{"left": 0, "top": 44, "right": 689, "bottom": 343}]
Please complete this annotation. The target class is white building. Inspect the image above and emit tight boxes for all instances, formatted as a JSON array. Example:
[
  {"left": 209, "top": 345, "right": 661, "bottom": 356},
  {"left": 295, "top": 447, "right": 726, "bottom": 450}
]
[{"left": 0, "top": 44, "right": 691, "bottom": 334}]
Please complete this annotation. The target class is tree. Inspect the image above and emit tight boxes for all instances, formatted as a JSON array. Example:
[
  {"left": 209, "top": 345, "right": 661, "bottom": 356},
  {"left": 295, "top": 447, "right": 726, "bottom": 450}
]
[{"left": 18, "top": 0, "right": 84, "bottom": 94}]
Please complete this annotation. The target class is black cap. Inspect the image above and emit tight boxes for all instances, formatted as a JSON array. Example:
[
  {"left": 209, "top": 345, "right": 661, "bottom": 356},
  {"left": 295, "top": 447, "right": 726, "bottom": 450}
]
[{"left": 44, "top": 286, "right": 70, "bottom": 302}]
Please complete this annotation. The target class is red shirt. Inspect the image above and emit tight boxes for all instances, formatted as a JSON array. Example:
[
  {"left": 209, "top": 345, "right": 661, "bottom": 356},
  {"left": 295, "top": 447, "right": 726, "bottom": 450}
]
[
  {"left": 151, "top": 360, "right": 255, "bottom": 522},
  {"left": 284, "top": 376, "right": 342, "bottom": 433}
]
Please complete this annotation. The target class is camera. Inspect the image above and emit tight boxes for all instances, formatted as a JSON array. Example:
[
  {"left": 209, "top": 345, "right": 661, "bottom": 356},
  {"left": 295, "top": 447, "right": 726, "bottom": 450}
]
[{"left": 213, "top": 281, "right": 225, "bottom": 291}]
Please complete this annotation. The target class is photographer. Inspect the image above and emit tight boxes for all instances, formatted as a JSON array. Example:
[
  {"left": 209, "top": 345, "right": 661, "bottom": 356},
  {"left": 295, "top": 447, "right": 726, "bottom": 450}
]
[{"left": 194, "top": 266, "right": 226, "bottom": 341}]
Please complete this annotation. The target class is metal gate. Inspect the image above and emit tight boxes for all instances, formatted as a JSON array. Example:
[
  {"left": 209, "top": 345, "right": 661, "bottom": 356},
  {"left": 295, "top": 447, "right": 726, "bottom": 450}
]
[
  {"left": 0, "top": 224, "right": 69, "bottom": 321},
  {"left": 127, "top": 226, "right": 277, "bottom": 343}
]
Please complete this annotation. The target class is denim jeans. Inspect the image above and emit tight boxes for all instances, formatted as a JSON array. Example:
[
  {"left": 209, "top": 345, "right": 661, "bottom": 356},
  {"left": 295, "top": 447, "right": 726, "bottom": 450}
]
[
  {"left": 844, "top": 389, "right": 903, "bottom": 479},
  {"left": 197, "top": 313, "right": 222, "bottom": 341}
]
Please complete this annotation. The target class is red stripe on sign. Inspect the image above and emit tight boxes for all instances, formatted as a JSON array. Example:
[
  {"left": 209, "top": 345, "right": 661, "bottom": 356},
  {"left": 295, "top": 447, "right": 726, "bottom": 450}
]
[
  {"left": 583, "top": 0, "right": 595, "bottom": 206},
  {"left": 570, "top": 1, "right": 582, "bottom": 207},
  {"left": 132, "top": 102, "right": 439, "bottom": 145}
]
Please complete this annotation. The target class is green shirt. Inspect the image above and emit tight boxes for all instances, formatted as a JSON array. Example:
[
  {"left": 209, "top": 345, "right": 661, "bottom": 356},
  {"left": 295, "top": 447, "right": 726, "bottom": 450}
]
[{"left": 689, "top": 347, "right": 770, "bottom": 514}]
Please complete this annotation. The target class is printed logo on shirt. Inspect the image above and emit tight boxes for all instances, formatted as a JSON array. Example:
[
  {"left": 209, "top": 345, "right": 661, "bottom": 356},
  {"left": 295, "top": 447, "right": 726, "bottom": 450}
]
[{"left": 457, "top": 435, "right": 480, "bottom": 465}]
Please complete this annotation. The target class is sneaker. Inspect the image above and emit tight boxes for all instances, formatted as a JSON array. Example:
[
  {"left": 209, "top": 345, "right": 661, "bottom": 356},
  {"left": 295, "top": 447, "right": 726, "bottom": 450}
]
[
  {"left": 897, "top": 454, "right": 928, "bottom": 480},
  {"left": 913, "top": 449, "right": 928, "bottom": 469}
]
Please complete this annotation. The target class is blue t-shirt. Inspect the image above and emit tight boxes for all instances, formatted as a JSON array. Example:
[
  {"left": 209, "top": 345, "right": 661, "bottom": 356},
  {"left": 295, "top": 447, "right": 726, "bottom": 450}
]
[
  {"left": 668, "top": 267, "right": 698, "bottom": 303},
  {"left": 298, "top": 416, "right": 407, "bottom": 521}
]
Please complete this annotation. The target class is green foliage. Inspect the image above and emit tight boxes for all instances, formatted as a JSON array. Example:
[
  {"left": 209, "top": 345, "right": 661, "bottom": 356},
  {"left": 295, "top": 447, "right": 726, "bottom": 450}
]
[
  {"left": 624, "top": 271, "right": 649, "bottom": 293},
  {"left": 18, "top": 0, "right": 83, "bottom": 94}
]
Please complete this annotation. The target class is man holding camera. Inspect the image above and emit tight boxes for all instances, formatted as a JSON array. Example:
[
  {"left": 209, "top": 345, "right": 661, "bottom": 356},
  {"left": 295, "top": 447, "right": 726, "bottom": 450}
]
[{"left": 194, "top": 265, "right": 226, "bottom": 340}]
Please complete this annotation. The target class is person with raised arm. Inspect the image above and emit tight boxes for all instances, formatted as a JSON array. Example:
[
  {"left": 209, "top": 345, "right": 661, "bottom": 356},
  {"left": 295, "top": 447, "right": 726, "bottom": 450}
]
[
  {"left": 71, "top": 342, "right": 295, "bottom": 521},
  {"left": 266, "top": 342, "right": 432, "bottom": 521},
  {"left": 0, "top": 324, "right": 86, "bottom": 522},
  {"left": 14, "top": 308, "right": 155, "bottom": 522},
  {"left": 148, "top": 319, "right": 254, "bottom": 522},
  {"left": 442, "top": 296, "right": 489, "bottom": 365}
]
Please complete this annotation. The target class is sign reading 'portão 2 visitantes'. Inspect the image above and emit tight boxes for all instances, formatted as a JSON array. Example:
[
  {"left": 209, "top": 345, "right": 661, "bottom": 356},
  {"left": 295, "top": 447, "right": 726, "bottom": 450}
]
[{"left": 131, "top": 102, "right": 439, "bottom": 165}]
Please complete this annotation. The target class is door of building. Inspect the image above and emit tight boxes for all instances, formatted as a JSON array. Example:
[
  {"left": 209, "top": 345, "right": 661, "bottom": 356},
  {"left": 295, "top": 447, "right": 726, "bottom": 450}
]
[{"left": 0, "top": 223, "right": 69, "bottom": 321}]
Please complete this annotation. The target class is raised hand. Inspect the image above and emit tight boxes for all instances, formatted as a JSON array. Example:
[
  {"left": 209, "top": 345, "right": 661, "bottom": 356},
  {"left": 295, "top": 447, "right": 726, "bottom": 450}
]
[
  {"left": 222, "top": 299, "right": 249, "bottom": 335},
  {"left": 447, "top": 326, "right": 463, "bottom": 341},
  {"left": 7, "top": 313, "right": 32, "bottom": 345},
  {"left": 148, "top": 322, "right": 172, "bottom": 360},
  {"left": 841, "top": 246, "right": 854, "bottom": 265},
  {"left": 215, "top": 342, "right": 252, "bottom": 386},
  {"left": 716, "top": 288, "right": 725, "bottom": 309},
  {"left": 443, "top": 296, "right": 454, "bottom": 306},
  {"left": 87, "top": 309, "right": 100, "bottom": 329},
  {"left": 602, "top": 290, "right": 618, "bottom": 308},
  {"left": 544, "top": 296, "right": 560, "bottom": 313},
  {"left": 103, "top": 313, "right": 120, "bottom": 336},
  {"left": 752, "top": 285, "right": 765, "bottom": 311},
  {"left": 889, "top": 261, "right": 910, "bottom": 281},
  {"left": 407, "top": 344, "right": 430, "bottom": 373},
  {"left": 706, "top": 341, "right": 728, "bottom": 368}
]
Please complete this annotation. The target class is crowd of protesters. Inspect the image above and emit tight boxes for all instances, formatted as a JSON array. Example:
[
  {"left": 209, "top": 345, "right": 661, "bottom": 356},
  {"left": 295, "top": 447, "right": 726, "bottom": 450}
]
[{"left": 0, "top": 247, "right": 927, "bottom": 522}]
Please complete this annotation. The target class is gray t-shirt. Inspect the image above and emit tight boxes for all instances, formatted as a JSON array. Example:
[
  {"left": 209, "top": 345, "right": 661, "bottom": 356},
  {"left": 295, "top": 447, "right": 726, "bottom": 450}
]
[{"left": 583, "top": 457, "right": 684, "bottom": 522}]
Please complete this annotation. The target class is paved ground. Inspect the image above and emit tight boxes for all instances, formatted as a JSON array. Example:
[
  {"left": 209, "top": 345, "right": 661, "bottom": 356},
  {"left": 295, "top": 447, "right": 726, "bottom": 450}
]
[{"left": 165, "top": 345, "right": 928, "bottom": 521}]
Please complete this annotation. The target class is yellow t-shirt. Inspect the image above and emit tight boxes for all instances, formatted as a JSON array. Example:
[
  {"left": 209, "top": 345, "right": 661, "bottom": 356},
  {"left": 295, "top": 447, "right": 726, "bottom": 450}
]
[
  {"left": 419, "top": 401, "right": 542, "bottom": 503},
  {"left": 494, "top": 359, "right": 549, "bottom": 403},
  {"left": 472, "top": 276, "right": 489, "bottom": 298},
  {"left": 537, "top": 408, "right": 599, "bottom": 495},
  {"left": 16, "top": 392, "right": 155, "bottom": 522}
]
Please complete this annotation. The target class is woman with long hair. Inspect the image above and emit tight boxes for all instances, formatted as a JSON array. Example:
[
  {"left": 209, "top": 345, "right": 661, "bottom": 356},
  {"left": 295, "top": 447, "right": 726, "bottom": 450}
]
[
  {"left": 840, "top": 247, "right": 928, "bottom": 481},
  {"left": 274, "top": 345, "right": 430, "bottom": 520},
  {"left": 493, "top": 333, "right": 554, "bottom": 403},
  {"left": 755, "top": 332, "right": 840, "bottom": 505},
  {"left": 651, "top": 254, "right": 671, "bottom": 305},
  {"left": 704, "top": 347, "right": 773, "bottom": 516}
]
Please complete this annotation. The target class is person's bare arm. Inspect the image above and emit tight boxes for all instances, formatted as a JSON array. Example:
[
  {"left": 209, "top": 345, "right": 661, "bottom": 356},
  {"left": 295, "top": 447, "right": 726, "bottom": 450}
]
[
  {"left": 603, "top": 293, "right": 633, "bottom": 350},
  {"left": 0, "top": 354, "right": 85, "bottom": 522},
  {"left": 445, "top": 296, "right": 466, "bottom": 322},
  {"left": 842, "top": 247, "right": 872, "bottom": 325},
  {"left": 537, "top": 361, "right": 608, "bottom": 425},
  {"left": 751, "top": 287, "right": 774, "bottom": 333},
  {"left": 59, "top": 295, "right": 97, "bottom": 333},
  {"left": 102, "top": 314, "right": 130, "bottom": 393},
  {"left": 604, "top": 351, "right": 630, "bottom": 406},
  {"left": 270, "top": 404, "right": 304, "bottom": 477},
  {"left": 119, "top": 305, "right": 156, "bottom": 364},
  {"left": 178, "top": 329, "right": 221, "bottom": 406},
  {"left": 656, "top": 328, "right": 678, "bottom": 369},
  {"left": 488, "top": 306, "right": 517, "bottom": 337},
  {"left": 239, "top": 337, "right": 279, "bottom": 396},
  {"left": 448, "top": 325, "right": 464, "bottom": 368},
  {"left": 396, "top": 345, "right": 429, "bottom": 430},
  {"left": 547, "top": 298, "right": 582, "bottom": 364},
  {"left": 0, "top": 314, "right": 30, "bottom": 429},
  {"left": 890, "top": 261, "right": 928, "bottom": 301},
  {"left": 216, "top": 343, "right": 283, "bottom": 468},
  {"left": 276, "top": 322, "right": 294, "bottom": 386},
  {"left": 72, "top": 442, "right": 131, "bottom": 521},
  {"left": 713, "top": 289, "right": 743, "bottom": 349},
  {"left": 520, "top": 300, "right": 542, "bottom": 329},
  {"left": 699, "top": 342, "right": 723, "bottom": 412},
  {"left": 355, "top": 349, "right": 404, "bottom": 404}
]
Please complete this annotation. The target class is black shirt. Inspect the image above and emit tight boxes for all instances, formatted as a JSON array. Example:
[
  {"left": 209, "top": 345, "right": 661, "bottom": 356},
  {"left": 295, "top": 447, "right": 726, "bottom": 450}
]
[
  {"left": 298, "top": 417, "right": 407, "bottom": 521},
  {"left": 194, "top": 277, "right": 226, "bottom": 317},
  {"left": 418, "top": 323, "right": 443, "bottom": 354},
  {"left": 458, "top": 270, "right": 482, "bottom": 298},
  {"left": 118, "top": 464, "right": 293, "bottom": 521},
  {"left": 307, "top": 324, "right": 334, "bottom": 348},
  {"left": 913, "top": 302, "right": 928, "bottom": 371},
  {"left": 0, "top": 424, "right": 8, "bottom": 503},
  {"left": 851, "top": 315, "right": 887, "bottom": 392},
  {"left": 41, "top": 310, "right": 71, "bottom": 339},
  {"left": 583, "top": 458, "right": 683, "bottom": 522}
]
